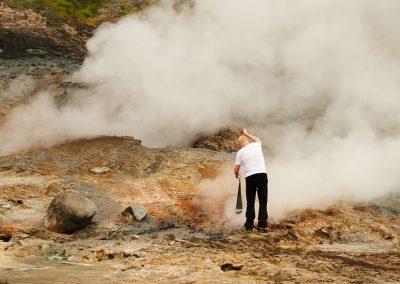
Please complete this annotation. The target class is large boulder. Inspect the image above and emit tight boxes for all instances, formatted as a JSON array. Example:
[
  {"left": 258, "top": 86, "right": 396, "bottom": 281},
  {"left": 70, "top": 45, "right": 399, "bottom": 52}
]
[
  {"left": 45, "top": 193, "right": 97, "bottom": 234},
  {"left": 193, "top": 127, "right": 240, "bottom": 153}
]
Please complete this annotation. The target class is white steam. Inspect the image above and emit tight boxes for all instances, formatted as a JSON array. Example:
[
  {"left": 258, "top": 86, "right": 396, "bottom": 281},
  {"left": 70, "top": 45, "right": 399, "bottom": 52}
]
[
  {"left": 0, "top": 75, "right": 35, "bottom": 101},
  {"left": 1, "top": 0, "right": 400, "bottom": 218}
]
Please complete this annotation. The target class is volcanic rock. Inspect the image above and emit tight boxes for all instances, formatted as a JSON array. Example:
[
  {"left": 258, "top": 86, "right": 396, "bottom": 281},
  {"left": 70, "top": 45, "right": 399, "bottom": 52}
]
[
  {"left": 45, "top": 193, "right": 97, "bottom": 234},
  {"left": 193, "top": 127, "right": 240, "bottom": 153},
  {"left": 221, "top": 263, "right": 243, "bottom": 271},
  {"left": 0, "top": 228, "right": 12, "bottom": 242},
  {"left": 121, "top": 205, "right": 148, "bottom": 222}
]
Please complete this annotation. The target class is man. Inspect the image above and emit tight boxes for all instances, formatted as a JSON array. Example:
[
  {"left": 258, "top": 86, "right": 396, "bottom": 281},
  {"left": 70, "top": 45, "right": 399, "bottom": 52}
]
[{"left": 234, "top": 129, "right": 268, "bottom": 232}]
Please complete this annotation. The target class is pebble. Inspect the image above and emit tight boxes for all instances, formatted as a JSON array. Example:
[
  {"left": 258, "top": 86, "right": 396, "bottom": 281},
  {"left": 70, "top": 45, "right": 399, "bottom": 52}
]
[{"left": 90, "top": 166, "right": 111, "bottom": 174}]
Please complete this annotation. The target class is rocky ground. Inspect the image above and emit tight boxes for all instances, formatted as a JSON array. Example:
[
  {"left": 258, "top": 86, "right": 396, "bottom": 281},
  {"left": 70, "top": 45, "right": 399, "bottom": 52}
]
[
  {"left": 0, "top": 2, "right": 400, "bottom": 283},
  {"left": 0, "top": 135, "right": 398, "bottom": 283}
]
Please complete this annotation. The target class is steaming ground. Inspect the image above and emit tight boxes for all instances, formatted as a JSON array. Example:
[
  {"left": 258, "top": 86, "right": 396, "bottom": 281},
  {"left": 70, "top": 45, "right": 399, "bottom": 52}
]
[{"left": 1, "top": 0, "right": 400, "bottom": 217}]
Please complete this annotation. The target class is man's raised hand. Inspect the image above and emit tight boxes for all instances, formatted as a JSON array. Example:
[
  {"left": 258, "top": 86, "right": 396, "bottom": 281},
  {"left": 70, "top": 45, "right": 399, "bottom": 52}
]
[{"left": 241, "top": 128, "right": 261, "bottom": 143}]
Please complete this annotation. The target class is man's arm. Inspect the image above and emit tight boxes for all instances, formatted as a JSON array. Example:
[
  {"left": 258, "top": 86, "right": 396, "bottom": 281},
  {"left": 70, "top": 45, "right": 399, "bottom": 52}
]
[
  {"left": 234, "top": 151, "right": 241, "bottom": 178},
  {"left": 234, "top": 165, "right": 240, "bottom": 178},
  {"left": 241, "top": 128, "right": 261, "bottom": 143}
]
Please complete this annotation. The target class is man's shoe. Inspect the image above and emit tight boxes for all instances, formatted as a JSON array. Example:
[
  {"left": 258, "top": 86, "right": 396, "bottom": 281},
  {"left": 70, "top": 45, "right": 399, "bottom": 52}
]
[
  {"left": 244, "top": 226, "right": 254, "bottom": 232},
  {"left": 256, "top": 226, "right": 269, "bottom": 233},
  {"left": 244, "top": 221, "right": 254, "bottom": 232}
]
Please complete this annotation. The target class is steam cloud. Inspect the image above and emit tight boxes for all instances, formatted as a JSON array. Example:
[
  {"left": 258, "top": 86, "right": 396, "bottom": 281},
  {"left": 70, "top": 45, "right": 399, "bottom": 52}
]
[
  {"left": 1, "top": 0, "right": 400, "bottom": 218},
  {"left": 0, "top": 75, "right": 35, "bottom": 101}
]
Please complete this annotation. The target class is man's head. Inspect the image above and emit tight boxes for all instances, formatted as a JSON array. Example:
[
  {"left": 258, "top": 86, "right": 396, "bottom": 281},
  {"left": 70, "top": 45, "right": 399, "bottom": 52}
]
[{"left": 236, "top": 135, "right": 249, "bottom": 149}]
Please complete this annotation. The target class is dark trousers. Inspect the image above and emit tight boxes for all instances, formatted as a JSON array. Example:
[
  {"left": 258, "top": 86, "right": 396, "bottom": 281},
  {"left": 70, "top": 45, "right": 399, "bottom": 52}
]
[{"left": 245, "top": 173, "right": 268, "bottom": 229}]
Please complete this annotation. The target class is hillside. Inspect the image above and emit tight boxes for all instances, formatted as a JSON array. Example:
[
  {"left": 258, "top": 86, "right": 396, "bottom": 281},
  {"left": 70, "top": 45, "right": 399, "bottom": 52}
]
[
  {"left": 1, "top": 0, "right": 159, "bottom": 58},
  {"left": 0, "top": 1, "right": 400, "bottom": 283}
]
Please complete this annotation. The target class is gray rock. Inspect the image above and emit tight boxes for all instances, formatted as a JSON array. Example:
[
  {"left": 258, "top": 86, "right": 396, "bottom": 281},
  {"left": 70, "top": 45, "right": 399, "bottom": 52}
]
[
  {"left": 122, "top": 205, "right": 148, "bottom": 221},
  {"left": 15, "top": 161, "right": 27, "bottom": 172},
  {"left": 45, "top": 193, "right": 97, "bottom": 234}
]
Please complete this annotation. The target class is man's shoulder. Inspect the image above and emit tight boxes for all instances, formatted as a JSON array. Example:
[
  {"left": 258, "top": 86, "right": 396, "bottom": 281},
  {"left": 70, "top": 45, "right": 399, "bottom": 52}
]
[
  {"left": 247, "top": 141, "right": 261, "bottom": 149},
  {"left": 236, "top": 148, "right": 243, "bottom": 156},
  {"left": 238, "top": 142, "right": 261, "bottom": 154}
]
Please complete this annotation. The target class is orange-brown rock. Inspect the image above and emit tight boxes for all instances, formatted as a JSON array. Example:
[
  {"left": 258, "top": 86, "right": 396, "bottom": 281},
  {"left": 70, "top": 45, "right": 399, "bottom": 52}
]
[{"left": 193, "top": 127, "right": 240, "bottom": 153}]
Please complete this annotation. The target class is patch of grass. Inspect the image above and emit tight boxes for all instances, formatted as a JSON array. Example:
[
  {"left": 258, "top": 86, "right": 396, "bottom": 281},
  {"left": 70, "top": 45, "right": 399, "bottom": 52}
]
[
  {"left": 6, "top": 0, "right": 159, "bottom": 27},
  {"left": 7, "top": 1, "right": 24, "bottom": 9},
  {"left": 119, "top": 0, "right": 153, "bottom": 15},
  {"left": 7, "top": 0, "right": 108, "bottom": 25},
  {"left": 120, "top": 5, "right": 133, "bottom": 15}
]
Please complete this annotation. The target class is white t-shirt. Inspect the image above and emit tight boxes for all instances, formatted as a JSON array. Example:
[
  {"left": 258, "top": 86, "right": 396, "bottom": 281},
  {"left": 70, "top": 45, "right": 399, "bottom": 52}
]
[{"left": 235, "top": 142, "right": 267, "bottom": 177}]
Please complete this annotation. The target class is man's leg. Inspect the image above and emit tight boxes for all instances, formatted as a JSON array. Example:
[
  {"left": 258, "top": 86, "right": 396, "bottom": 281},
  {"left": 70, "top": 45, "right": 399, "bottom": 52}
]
[
  {"left": 245, "top": 175, "right": 257, "bottom": 230},
  {"left": 257, "top": 174, "right": 268, "bottom": 228}
]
